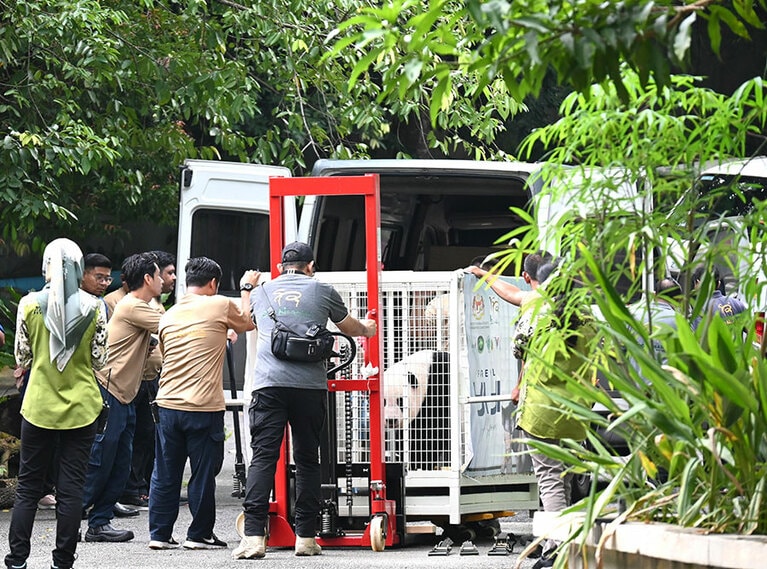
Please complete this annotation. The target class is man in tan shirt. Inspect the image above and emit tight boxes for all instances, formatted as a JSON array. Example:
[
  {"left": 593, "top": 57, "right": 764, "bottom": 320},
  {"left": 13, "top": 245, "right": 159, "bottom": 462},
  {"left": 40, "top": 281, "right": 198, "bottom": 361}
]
[
  {"left": 148, "top": 256, "right": 258, "bottom": 550},
  {"left": 82, "top": 252, "right": 163, "bottom": 543},
  {"left": 113, "top": 251, "right": 177, "bottom": 511}
]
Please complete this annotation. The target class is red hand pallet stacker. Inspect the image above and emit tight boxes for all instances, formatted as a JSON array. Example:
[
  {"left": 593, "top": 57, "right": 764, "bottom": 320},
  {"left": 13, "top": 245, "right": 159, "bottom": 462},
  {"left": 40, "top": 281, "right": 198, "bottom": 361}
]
[{"left": 261, "top": 173, "right": 401, "bottom": 552}]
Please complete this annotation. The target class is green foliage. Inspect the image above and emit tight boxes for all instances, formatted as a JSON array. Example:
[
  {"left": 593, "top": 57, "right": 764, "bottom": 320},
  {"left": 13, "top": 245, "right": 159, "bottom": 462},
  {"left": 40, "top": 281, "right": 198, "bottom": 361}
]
[
  {"left": 1, "top": 0, "right": 526, "bottom": 261},
  {"left": 490, "top": 69, "right": 767, "bottom": 540},
  {"left": 333, "top": 0, "right": 766, "bottom": 115}
]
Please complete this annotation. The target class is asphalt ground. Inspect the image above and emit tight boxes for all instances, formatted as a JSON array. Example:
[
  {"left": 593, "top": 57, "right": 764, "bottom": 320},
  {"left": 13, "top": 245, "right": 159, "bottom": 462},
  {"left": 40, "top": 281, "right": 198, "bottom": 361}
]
[{"left": 0, "top": 395, "right": 538, "bottom": 569}]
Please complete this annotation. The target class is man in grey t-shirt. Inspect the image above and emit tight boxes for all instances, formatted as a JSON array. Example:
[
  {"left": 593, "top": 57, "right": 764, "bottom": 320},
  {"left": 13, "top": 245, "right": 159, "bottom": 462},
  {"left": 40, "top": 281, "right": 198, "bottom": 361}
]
[{"left": 233, "top": 242, "right": 376, "bottom": 560}]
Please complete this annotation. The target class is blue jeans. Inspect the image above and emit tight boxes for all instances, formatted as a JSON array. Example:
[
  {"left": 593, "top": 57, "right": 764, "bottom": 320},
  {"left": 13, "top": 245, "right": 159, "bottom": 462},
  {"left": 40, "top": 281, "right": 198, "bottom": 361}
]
[
  {"left": 5, "top": 419, "right": 96, "bottom": 569},
  {"left": 242, "top": 388, "right": 326, "bottom": 538},
  {"left": 148, "top": 408, "right": 224, "bottom": 542},
  {"left": 82, "top": 386, "right": 136, "bottom": 527}
]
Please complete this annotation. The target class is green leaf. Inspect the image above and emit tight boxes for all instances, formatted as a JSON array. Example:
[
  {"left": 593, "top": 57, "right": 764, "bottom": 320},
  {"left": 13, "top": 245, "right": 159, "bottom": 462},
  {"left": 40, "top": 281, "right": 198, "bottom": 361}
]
[{"left": 711, "top": 5, "right": 752, "bottom": 40}]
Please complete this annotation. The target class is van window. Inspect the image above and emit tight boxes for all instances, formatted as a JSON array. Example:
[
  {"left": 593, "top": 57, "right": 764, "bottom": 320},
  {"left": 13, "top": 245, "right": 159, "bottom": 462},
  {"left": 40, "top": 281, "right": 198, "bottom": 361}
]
[
  {"left": 696, "top": 174, "right": 767, "bottom": 218},
  {"left": 190, "top": 209, "right": 271, "bottom": 292},
  {"left": 308, "top": 174, "right": 529, "bottom": 272}
]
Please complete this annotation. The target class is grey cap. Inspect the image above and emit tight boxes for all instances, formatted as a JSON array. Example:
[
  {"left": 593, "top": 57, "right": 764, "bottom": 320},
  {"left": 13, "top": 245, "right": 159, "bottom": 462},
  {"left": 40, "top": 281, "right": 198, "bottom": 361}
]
[{"left": 281, "top": 241, "right": 314, "bottom": 263}]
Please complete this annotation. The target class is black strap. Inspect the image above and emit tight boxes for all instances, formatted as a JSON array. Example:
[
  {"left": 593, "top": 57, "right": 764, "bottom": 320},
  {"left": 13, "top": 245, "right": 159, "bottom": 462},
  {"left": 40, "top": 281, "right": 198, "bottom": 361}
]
[{"left": 259, "top": 284, "right": 304, "bottom": 336}]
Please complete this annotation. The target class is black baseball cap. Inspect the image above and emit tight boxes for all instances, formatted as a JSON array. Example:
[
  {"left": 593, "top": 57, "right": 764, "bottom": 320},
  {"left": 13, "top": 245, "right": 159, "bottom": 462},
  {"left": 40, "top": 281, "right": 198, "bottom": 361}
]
[{"left": 281, "top": 241, "right": 314, "bottom": 263}]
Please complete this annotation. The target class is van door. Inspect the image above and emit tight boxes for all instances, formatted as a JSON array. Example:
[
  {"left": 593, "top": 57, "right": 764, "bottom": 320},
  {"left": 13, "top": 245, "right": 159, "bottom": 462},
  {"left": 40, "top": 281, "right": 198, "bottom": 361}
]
[{"left": 176, "top": 159, "right": 294, "bottom": 295}]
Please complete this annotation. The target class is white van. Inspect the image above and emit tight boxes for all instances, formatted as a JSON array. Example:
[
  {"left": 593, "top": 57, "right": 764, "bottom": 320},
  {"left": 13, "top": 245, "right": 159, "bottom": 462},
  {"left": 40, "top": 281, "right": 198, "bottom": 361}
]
[
  {"left": 667, "top": 156, "right": 767, "bottom": 313},
  {"left": 174, "top": 157, "right": 650, "bottom": 538},
  {"left": 176, "top": 159, "right": 296, "bottom": 295}
]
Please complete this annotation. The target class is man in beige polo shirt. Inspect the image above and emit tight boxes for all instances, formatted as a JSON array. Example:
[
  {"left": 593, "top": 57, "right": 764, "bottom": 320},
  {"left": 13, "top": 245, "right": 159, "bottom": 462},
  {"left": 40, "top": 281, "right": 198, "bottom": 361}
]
[
  {"left": 148, "top": 256, "right": 258, "bottom": 550},
  {"left": 81, "top": 252, "right": 163, "bottom": 543}
]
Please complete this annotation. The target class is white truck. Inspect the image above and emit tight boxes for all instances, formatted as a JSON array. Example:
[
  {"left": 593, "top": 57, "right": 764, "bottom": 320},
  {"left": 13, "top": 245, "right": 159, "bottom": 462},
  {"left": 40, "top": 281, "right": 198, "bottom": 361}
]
[{"left": 666, "top": 156, "right": 767, "bottom": 320}]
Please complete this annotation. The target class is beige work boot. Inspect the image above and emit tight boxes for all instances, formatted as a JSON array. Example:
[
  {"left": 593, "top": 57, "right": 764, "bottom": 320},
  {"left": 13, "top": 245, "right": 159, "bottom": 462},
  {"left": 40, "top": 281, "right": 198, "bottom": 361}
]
[
  {"left": 231, "top": 535, "right": 266, "bottom": 559},
  {"left": 295, "top": 536, "right": 322, "bottom": 556}
]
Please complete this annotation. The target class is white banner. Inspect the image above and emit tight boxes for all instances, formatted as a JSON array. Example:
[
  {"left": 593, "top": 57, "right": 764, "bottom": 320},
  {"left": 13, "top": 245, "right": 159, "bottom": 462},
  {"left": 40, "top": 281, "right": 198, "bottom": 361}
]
[{"left": 463, "top": 274, "right": 528, "bottom": 475}]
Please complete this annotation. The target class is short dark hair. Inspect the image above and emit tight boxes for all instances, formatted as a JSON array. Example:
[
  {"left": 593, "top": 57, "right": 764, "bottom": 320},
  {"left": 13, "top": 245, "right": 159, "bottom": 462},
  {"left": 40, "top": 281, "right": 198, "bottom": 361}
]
[
  {"left": 523, "top": 250, "right": 553, "bottom": 281},
  {"left": 84, "top": 253, "right": 112, "bottom": 271},
  {"left": 122, "top": 253, "right": 160, "bottom": 291},
  {"left": 536, "top": 262, "right": 556, "bottom": 284},
  {"left": 692, "top": 264, "right": 722, "bottom": 290},
  {"left": 185, "top": 257, "right": 222, "bottom": 287},
  {"left": 148, "top": 250, "right": 176, "bottom": 271}
]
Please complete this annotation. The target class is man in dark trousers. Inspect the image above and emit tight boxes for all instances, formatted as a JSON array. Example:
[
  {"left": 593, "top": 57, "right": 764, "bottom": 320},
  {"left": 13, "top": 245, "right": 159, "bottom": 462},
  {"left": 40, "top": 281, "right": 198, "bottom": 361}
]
[
  {"left": 148, "top": 257, "right": 258, "bottom": 550},
  {"left": 232, "top": 242, "right": 376, "bottom": 560},
  {"left": 81, "top": 253, "right": 163, "bottom": 543}
]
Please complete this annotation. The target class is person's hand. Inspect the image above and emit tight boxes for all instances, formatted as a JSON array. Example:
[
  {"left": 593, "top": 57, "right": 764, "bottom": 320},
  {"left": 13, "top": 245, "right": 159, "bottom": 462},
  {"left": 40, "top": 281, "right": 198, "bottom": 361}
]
[
  {"left": 240, "top": 270, "right": 261, "bottom": 290},
  {"left": 511, "top": 385, "right": 520, "bottom": 405},
  {"left": 13, "top": 366, "right": 27, "bottom": 391},
  {"left": 464, "top": 265, "right": 482, "bottom": 276},
  {"left": 227, "top": 329, "right": 239, "bottom": 344},
  {"left": 361, "top": 318, "right": 377, "bottom": 338}
]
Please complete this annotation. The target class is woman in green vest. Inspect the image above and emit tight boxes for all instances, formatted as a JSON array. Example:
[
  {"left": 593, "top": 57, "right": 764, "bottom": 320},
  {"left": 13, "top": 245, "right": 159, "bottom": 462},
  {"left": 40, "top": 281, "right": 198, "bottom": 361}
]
[
  {"left": 6, "top": 238, "right": 109, "bottom": 569},
  {"left": 518, "top": 273, "right": 598, "bottom": 569}
]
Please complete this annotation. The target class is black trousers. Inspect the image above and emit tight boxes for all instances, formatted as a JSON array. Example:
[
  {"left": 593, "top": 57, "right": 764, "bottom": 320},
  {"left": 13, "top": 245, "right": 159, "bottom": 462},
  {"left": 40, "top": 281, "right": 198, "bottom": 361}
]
[
  {"left": 123, "top": 379, "right": 158, "bottom": 499},
  {"left": 5, "top": 419, "right": 96, "bottom": 569},
  {"left": 242, "top": 387, "right": 326, "bottom": 538}
]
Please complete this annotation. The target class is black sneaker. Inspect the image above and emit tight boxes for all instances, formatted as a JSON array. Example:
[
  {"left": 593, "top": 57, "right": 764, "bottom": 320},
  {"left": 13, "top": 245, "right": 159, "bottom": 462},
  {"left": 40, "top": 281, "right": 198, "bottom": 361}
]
[
  {"left": 182, "top": 534, "right": 227, "bottom": 549},
  {"left": 84, "top": 524, "right": 135, "bottom": 543}
]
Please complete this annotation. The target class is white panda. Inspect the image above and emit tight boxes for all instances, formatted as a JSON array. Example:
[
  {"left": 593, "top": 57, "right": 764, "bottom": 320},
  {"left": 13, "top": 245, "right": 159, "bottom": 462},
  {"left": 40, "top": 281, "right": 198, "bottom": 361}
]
[{"left": 382, "top": 350, "right": 450, "bottom": 470}]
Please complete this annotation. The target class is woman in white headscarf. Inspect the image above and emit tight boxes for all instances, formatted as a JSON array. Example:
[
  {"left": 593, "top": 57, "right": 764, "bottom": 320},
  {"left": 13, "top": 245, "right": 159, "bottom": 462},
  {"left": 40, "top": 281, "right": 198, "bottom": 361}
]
[{"left": 7, "top": 238, "right": 108, "bottom": 569}]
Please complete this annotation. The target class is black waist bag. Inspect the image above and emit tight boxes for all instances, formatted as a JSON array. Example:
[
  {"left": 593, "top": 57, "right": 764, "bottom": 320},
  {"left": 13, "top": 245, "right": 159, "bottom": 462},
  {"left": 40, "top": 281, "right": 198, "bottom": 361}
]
[{"left": 271, "top": 322, "right": 335, "bottom": 363}]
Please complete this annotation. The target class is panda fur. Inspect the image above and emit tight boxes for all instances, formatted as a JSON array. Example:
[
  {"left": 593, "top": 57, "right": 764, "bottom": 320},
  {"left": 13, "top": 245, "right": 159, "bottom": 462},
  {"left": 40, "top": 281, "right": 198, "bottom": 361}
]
[{"left": 383, "top": 349, "right": 450, "bottom": 470}]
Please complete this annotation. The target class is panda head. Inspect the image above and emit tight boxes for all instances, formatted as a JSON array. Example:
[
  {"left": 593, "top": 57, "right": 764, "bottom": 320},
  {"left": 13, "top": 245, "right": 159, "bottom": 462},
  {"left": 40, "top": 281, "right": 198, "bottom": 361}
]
[{"left": 382, "top": 350, "right": 434, "bottom": 427}]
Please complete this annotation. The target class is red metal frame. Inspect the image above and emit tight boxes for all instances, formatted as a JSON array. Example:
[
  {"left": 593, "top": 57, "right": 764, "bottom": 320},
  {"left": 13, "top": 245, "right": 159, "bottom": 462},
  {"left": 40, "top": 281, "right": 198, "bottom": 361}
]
[{"left": 267, "top": 174, "right": 398, "bottom": 549}]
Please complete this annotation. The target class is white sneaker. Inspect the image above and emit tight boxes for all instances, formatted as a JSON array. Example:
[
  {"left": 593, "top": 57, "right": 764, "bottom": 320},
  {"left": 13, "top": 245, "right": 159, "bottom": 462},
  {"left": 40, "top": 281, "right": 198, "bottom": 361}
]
[
  {"left": 232, "top": 535, "right": 266, "bottom": 559},
  {"left": 149, "top": 537, "right": 180, "bottom": 550},
  {"left": 295, "top": 536, "right": 322, "bottom": 556}
]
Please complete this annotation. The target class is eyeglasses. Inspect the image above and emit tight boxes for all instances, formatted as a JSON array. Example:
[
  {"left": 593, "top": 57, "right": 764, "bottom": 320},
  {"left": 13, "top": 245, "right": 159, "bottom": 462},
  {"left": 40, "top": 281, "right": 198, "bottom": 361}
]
[{"left": 94, "top": 275, "right": 113, "bottom": 284}]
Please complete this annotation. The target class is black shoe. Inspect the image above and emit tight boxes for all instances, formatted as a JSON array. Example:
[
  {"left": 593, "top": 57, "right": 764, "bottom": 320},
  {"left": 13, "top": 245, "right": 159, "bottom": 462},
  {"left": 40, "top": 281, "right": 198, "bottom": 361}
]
[
  {"left": 120, "top": 494, "right": 149, "bottom": 509},
  {"left": 532, "top": 554, "right": 556, "bottom": 569},
  {"left": 84, "top": 524, "right": 135, "bottom": 543},
  {"left": 113, "top": 503, "right": 140, "bottom": 518},
  {"left": 182, "top": 533, "right": 227, "bottom": 549}
]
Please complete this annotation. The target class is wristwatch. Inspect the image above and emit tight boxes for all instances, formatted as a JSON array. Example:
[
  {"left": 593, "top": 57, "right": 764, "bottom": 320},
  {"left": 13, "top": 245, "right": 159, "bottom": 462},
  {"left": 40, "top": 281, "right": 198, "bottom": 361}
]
[{"left": 240, "top": 283, "right": 254, "bottom": 292}]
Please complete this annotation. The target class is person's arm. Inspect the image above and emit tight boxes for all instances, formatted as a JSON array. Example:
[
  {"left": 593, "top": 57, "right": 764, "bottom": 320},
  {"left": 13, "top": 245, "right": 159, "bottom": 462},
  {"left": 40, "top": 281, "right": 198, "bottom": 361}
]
[
  {"left": 336, "top": 314, "right": 377, "bottom": 338},
  {"left": 466, "top": 265, "right": 526, "bottom": 306},
  {"left": 14, "top": 297, "right": 32, "bottom": 370},
  {"left": 91, "top": 301, "right": 109, "bottom": 370},
  {"left": 226, "top": 270, "right": 261, "bottom": 336}
]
